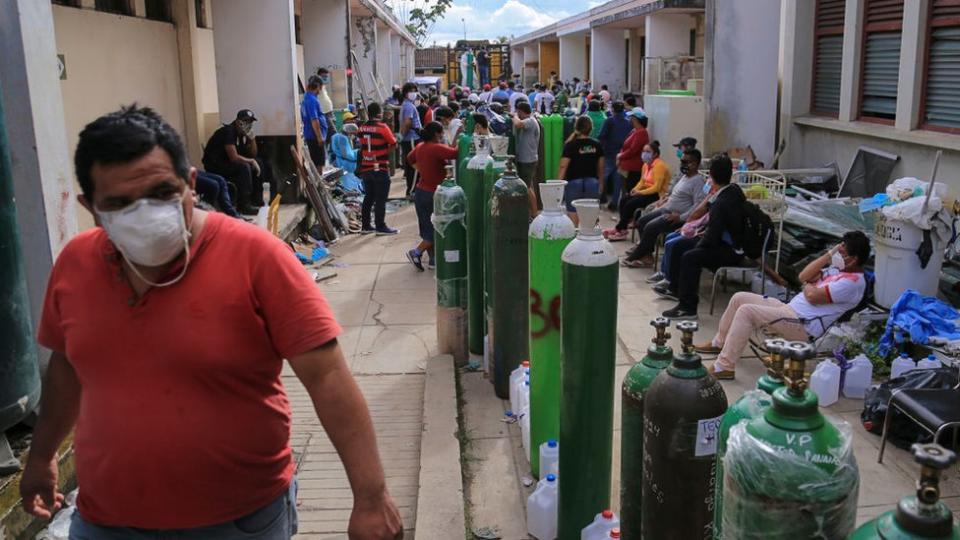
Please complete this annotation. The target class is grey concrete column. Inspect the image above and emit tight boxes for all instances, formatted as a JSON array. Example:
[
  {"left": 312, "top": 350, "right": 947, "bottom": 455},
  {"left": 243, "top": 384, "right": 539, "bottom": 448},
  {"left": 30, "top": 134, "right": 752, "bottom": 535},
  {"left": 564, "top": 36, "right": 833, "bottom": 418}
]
[
  {"left": 778, "top": 0, "right": 816, "bottom": 143},
  {"left": 838, "top": 0, "right": 864, "bottom": 122},
  {"left": 511, "top": 46, "right": 525, "bottom": 80},
  {"left": 896, "top": 0, "right": 930, "bottom": 130},
  {"left": 172, "top": 0, "right": 205, "bottom": 165},
  {"left": 351, "top": 15, "right": 378, "bottom": 102},
  {"left": 302, "top": 0, "right": 350, "bottom": 108},
  {"left": 591, "top": 27, "right": 625, "bottom": 94},
  {"left": 376, "top": 23, "right": 393, "bottom": 90},
  {"left": 644, "top": 13, "right": 695, "bottom": 94},
  {"left": 559, "top": 33, "right": 587, "bottom": 82},
  {"left": 391, "top": 33, "right": 402, "bottom": 87},
  {"left": 0, "top": 0, "right": 78, "bottom": 367}
]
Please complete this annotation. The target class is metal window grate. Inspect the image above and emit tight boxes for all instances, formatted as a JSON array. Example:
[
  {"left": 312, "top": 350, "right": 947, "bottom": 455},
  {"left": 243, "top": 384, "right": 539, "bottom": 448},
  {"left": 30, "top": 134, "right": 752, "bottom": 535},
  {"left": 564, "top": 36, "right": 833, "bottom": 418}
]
[
  {"left": 924, "top": 26, "right": 960, "bottom": 128},
  {"left": 144, "top": 0, "right": 171, "bottom": 22},
  {"left": 95, "top": 0, "right": 133, "bottom": 15},
  {"left": 814, "top": 35, "right": 844, "bottom": 114},
  {"left": 861, "top": 31, "right": 901, "bottom": 119}
]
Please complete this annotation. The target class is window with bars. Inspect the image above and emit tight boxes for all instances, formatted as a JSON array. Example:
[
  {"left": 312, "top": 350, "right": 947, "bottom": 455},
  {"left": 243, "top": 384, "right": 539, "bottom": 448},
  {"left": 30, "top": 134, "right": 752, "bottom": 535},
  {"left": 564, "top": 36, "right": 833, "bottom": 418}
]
[
  {"left": 51, "top": 0, "right": 81, "bottom": 6},
  {"left": 95, "top": 0, "right": 133, "bottom": 15},
  {"left": 922, "top": 0, "right": 960, "bottom": 132},
  {"left": 812, "top": 0, "right": 846, "bottom": 116},
  {"left": 145, "top": 0, "right": 171, "bottom": 22},
  {"left": 859, "top": 0, "right": 904, "bottom": 122}
]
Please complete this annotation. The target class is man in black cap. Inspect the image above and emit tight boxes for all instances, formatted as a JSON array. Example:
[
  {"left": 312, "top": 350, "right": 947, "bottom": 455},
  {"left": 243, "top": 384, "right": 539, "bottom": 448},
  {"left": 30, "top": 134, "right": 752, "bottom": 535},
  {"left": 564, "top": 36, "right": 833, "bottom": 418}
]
[{"left": 202, "top": 109, "right": 275, "bottom": 215}]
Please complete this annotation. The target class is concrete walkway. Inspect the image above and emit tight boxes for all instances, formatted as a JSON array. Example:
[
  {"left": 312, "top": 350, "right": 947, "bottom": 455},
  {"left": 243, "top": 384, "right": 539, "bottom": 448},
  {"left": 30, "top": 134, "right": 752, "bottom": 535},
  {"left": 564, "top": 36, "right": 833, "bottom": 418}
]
[{"left": 283, "top": 191, "right": 440, "bottom": 539}]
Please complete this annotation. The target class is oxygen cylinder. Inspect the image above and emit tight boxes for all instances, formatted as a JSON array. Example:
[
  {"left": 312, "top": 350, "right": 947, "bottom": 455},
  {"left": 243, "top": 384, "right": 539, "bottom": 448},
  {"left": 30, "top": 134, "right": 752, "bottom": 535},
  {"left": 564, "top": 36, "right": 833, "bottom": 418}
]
[
  {"left": 849, "top": 443, "right": 960, "bottom": 539},
  {"left": 558, "top": 199, "right": 619, "bottom": 539},
  {"left": 721, "top": 342, "right": 860, "bottom": 539},
  {"left": 713, "top": 338, "right": 788, "bottom": 539},
  {"left": 483, "top": 150, "right": 507, "bottom": 375},
  {"left": 528, "top": 180, "right": 576, "bottom": 476},
  {"left": 434, "top": 163, "right": 468, "bottom": 365},
  {"left": 490, "top": 156, "right": 530, "bottom": 399},
  {"left": 464, "top": 137, "right": 491, "bottom": 357},
  {"left": 620, "top": 317, "right": 673, "bottom": 539},
  {"left": 642, "top": 321, "right": 728, "bottom": 540},
  {"left": 456, "top": 133, "right": 474, "bottom": 187}
]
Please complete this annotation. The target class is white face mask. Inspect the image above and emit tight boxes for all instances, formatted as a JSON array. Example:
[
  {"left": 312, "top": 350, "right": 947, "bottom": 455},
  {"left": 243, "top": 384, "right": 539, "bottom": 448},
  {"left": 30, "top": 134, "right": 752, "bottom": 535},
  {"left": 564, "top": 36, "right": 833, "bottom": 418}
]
[
  {"left": 641, "top": 151, "right": 653, "bottom": 164},
  {"left": 97, "top": 196, "right": 191, "bottom": 287},
  {"left": 831, "top": 250, "right": 846, "bottom": 270},
  {"left": 407, "top": 92, "right": 418, "bottom": 102}
]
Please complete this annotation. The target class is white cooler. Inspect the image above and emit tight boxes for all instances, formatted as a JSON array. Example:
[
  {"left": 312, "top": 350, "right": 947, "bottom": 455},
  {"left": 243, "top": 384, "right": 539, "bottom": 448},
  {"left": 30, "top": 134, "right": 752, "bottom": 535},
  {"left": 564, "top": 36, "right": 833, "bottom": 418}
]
[{"left": 873, "top": 214, "right": 945, "bottom": 308}]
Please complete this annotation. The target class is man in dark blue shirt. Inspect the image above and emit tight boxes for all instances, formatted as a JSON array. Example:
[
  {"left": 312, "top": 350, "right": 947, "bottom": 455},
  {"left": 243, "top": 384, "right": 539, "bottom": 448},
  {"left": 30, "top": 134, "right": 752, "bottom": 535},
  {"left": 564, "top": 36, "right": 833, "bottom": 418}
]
[
  {"left": 597, "top": 100, "right": 633, "bottom": 209},
  {"left": 202, "top": 109, "right": 275, "bottom": 215},
  {"left": 301, "top": 75, "right": 328, "bottom": 169}
]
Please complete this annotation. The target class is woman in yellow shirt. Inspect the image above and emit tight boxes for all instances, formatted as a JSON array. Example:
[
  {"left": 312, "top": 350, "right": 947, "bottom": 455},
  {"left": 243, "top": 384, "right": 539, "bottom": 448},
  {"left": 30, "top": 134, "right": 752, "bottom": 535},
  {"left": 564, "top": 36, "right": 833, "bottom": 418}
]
[{"left": 604, "top": 140, "right": 670, "bottom": 241}]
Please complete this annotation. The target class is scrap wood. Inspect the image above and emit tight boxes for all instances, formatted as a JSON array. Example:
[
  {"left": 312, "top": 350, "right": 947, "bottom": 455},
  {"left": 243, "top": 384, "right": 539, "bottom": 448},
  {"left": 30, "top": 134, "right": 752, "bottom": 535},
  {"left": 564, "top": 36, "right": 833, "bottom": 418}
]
[
  {"left": 290, "top": 145, "right": 337, "bottom": 241},
  {"left": 312, "top": 268, "right": 338, "bottom": 283}
]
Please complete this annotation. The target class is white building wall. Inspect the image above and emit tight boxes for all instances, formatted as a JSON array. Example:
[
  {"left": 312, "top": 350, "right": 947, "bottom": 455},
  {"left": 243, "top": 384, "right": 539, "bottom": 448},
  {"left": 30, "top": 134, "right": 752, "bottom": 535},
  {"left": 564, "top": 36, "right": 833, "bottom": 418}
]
[
  {"left": 302, "top": 0, "right": 349, "bottom": 108},
  {"left": 559, "top": 33, "right": 588, "bottom": 82},
  {"left": 212, "top": 0, "right": 298, "bottom": 136},
  {"left": 391, "top": 33, "right": 402, "bottom": 87},
  {"left": 523, "top": 43, "right": 538, "bottom": 87},
  {"left": 590, "top": 27, "right": 625, "bottom": 95},
  {"left": 350, "top": 15, "right": 378, "bottom": 103},
  {"left": 511, "top": 47, "right": 525, "bottom": 80},
  {"left": 376, "top": 23, "right": 393, "bottom": 92},
  {"left": 644, "top": 13, "right": 695, "bottom": 94}
]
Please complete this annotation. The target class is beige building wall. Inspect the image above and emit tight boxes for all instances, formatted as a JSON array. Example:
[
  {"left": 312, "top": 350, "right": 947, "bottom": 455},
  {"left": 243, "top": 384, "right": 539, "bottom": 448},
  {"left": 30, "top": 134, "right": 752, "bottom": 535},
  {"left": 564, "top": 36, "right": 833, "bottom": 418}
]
[
  {"left": 196, "top": 27, "right": 221, "bottom": 141},
  {"left": 53, "top": 5, "right": 186, "bottom": 231}
]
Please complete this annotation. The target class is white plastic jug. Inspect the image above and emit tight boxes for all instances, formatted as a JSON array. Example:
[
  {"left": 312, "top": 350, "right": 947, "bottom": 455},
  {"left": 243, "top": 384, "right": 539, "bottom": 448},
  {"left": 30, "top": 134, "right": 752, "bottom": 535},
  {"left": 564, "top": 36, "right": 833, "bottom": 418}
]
[
  {"left": 520, "top": 379, "right": 531, "bottom": 455},
  {"left": 510, "top": 361, "right": 530, "bottom": 412},
  {"left": 527, "top": 474, "right": 559, "bottom": 540},
  {"left": 607, "top": 529, "right": 621, "bottom": 539},
  {"left": 918, "top": 354, "right": 943, "bottom": 370},
  {"left": 810, "top": 360, "right": 841, "bottom": 407},
  {"left": 540, "top": 439, "right": 559, "bottom": 479},
  {"left": 890, "top": 353, "right": 916, "bottom": 379},
  {"left": 842, "top": 354, "right": 873, "bottom": 399},
  {"left": 580, "top": 509, "right": 620, "bottom": 540}
]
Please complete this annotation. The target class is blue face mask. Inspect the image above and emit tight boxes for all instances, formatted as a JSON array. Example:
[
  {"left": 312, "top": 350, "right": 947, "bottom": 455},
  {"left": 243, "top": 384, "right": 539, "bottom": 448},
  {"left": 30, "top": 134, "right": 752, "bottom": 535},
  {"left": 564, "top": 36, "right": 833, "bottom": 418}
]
[
  {"left": 676, "top": 149, "right": 683, "bottom": 159},
  {"left": 702, "top": 181, "right": 712, "bottom": 195}
]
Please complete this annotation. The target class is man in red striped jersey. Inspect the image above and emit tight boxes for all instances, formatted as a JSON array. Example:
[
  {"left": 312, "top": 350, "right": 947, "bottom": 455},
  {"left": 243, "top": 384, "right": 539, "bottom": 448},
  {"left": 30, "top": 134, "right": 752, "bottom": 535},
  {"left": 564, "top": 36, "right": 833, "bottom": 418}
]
[{"left": 357, "top": 102, "right": 399, "bottom": 235}]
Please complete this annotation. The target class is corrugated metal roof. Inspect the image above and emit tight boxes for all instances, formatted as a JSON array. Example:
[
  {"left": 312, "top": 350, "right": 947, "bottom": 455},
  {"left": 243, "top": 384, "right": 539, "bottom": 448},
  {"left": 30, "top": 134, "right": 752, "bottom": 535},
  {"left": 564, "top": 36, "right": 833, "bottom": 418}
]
[{"left": 416, "top": 47, "right": 447, "bottom": 68}]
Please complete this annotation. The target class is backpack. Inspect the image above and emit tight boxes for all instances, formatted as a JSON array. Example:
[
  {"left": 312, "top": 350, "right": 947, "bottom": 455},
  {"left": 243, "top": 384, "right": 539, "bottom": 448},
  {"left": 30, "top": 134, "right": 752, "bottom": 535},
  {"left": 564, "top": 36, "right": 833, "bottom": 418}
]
[{"left": 740, "top": 200, "right": 774, "bottom": 260}]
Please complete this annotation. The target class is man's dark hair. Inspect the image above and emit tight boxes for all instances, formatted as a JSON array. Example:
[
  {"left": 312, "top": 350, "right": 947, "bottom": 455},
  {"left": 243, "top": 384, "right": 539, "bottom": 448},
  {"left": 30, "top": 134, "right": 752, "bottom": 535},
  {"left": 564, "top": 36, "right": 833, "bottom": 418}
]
[
  {"left": 683, "top": 148, "right": 702, "bottom": 165},
  {"left": 588, "top": 100, "right": 601, "bottom": 112},
  {"left": 842, "top": 231, "right": 871, "bottom": 266},
  {"left": 601, "top": 84, "right": 608, "bottom": 90},
  {"left": 709, "top": 153, "right": 734, "bottom": 186},
  {"left": 75, "top": 105, "right": 189, "bottom": 200},
  {"left": 434, "top": 106, "right": 455, "bottom": 120},
  {"left": 402, "top": 82, "right": 418, "bottom": 95},
  {"left": 428, "top": 95, "right": 440, "bottom": 106},
  {"left": 307, "top": 75, "right": 323, "bottom": 89},
  {"left": 612, "top": 101, "right": 625, "bottom": 113},
  {"left": 625, "top": 95, "right": 638, "bottom": 108},
  {"left": 638, "top": 115, "right": 648, "bottom": 128},
  {"left": 472, "top": 113, "right": 489, "bottom": 130},
  {"left": 422, "top": 121, "right": 445, "bottom": 142},
  {"left": 508, "top": 81, "right": 516, "bottom": 89},
  {"left": 449, "top": 101, "right": 461, "bottom": 113},
  {"left": 317, "top": 67, "right": 330, "bottom": 76},
  {"left": 367, "top": 102, "right": 382, "bottom": 118},
  {"left": 573, "top": 77, "right": 580, "bottom": 83},
  {"left": 516, "top": 101, "right": 532, "bottom": 115}
]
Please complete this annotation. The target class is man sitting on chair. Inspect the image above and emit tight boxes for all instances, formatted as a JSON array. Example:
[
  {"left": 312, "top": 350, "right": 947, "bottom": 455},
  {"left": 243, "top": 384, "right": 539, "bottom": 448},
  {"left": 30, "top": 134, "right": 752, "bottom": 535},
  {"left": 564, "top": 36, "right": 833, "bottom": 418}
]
[{"left": 695, "top": 230, "right": 871, "bottom": 380}]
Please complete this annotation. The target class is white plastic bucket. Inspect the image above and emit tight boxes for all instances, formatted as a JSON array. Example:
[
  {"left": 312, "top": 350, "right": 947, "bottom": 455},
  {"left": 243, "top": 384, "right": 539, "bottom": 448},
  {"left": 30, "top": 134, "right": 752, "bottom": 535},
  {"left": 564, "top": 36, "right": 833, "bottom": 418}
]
[{"left": 873, "top": 215, "right": 944, "bottom": 308}]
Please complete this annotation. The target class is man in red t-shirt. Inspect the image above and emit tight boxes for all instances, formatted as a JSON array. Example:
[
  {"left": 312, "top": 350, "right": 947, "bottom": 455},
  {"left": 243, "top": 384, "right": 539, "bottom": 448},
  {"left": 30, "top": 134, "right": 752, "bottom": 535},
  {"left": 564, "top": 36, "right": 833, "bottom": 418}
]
[
  {"left": 357, "top": 102, "right": 399, "bottom": 235},
  {"left": 20, "top": 106, "right": 403, "bottom": 539}
]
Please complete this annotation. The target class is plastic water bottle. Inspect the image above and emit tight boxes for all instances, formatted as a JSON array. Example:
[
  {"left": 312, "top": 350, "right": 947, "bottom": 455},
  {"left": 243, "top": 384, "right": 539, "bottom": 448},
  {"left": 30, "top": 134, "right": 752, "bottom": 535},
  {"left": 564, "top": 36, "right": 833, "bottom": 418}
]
[
  {"left": 810, "top": 360, "right": 841, "bottom": 406},
  {"left": 890, "top": 353, "right": 916, "bottom": 379},
  {"left": 842, "top": 354, "right": 873, "bottom": 399},
  {"left": 510, "top": 361, "right": 530, "bottom": 413},
  {"left": 580, "top": 509, "right": 620, "bottom": 540},
  {"left": 607, "top": 529, "right": 621, "bottom": 539},
  {"left": 527, "top": 474, "right": 559, "bottom": 539},
  {"left": 262, "top": 182, "right": 271, "bottom": 205},
  {"left": 539, "top": 439, "right": 559, "bottom": 479},
  {"left": 918, "top": 354, "right": 943, "bottom": 370},
  {"left": 520, "top": 380, "right": 531, "bottom": 456}
]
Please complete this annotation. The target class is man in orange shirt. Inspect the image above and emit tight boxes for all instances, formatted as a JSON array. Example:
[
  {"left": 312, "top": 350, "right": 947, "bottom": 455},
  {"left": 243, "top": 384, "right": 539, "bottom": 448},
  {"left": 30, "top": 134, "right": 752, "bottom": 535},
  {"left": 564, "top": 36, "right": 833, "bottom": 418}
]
[{"left": 20, "top": 106, "right": 402, "bottom": 539}]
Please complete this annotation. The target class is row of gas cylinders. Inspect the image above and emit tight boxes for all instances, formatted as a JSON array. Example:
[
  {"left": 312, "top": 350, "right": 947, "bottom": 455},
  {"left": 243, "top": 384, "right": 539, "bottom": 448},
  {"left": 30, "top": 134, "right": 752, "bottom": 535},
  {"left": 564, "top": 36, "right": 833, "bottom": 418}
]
[{"left": 429, "top": 134, "right": 957, "bottom": 539}]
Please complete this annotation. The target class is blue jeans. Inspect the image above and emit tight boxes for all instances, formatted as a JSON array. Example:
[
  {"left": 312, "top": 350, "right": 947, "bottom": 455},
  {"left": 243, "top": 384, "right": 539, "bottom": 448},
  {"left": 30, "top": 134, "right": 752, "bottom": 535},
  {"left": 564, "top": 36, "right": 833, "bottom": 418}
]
[
  {"left": 603, "top": 159, "right": 619, "bottom": 206},
  {"left": 69, "top": 479, "right": 298, "bottom": 540},
  {"left": 196, "top": 171, "right": 240, "bottom": 217},
  {"left": 660, "top": 231, "right": 683, "bottom": 276},
  {"left": 414, "top": 188, "right": 435, "bottom": 242},
  {"left": 563, "top": 177, "right": 600, "bottom": 212}
]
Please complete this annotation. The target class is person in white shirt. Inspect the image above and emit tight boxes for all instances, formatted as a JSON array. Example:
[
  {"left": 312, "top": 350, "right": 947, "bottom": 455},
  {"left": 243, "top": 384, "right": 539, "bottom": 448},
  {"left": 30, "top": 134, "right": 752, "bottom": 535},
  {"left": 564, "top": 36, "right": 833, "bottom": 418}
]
[
  {"left": 477, "top": 84, "right": 492, "bottom": 104},
  {"left": 509, "top": 86, "right": 526, "bottom": 113},
  {"left": 695, "top": 231, "right": 871, "bottom": 380},
  {"left": 534, "top": 86, "right": 555, "bottom": 114},
  {"left": 434, "top": 106, "right": 462, "bottom": 146},
  {"left": 316, "top": 68, "right": 336, "bottom": 131}
]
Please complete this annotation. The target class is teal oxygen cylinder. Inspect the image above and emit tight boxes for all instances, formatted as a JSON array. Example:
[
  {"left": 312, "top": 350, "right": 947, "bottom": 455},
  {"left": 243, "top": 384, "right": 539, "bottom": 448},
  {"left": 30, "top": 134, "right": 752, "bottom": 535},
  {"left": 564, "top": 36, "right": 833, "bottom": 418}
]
[
  {"left": 434, "top": 162, "right": 468, "bottom": 365},
  {"left": 558, "top": 199, "right": 619, "bottom": 539},
  {"left": 713, "top": 338, "right": 788, "bottom": 538},
  {"left": 465, "top": 137, "right": 492, "bottom": 358},
  {"left": 849, "top": 443, "right": 960, "bottom": 539},
  {"left": 721, "top": 342, "right": 859, "bottom": 539},
  {"left": 528, "top": 180, "right": 575, "bottom": 476},
  {"left": 490, "top": 156, "right": 530, "bottom": 399}
]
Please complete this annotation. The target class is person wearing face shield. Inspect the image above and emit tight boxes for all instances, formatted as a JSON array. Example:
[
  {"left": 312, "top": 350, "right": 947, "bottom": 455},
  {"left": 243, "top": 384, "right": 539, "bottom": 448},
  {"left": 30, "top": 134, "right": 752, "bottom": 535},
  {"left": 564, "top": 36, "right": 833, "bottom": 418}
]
[
  {"left": 316, "top": 67, "right": 336, "bottom": 130},
  {"left": 201, "top": 109, "right": 273, "bottom": 216},
  {"left": 21, "top": 106, "right": 404, "bottom": 539},
  {"left": 694, "top": 231, "right": 871, "bottom": 380}
]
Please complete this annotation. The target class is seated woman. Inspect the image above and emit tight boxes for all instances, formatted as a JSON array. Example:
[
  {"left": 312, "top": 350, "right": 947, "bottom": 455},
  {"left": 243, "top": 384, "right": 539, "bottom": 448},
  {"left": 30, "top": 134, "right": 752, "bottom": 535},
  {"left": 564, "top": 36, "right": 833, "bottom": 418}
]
[
  {"left": 604, "top": 141, "right": 670, "bottom": 241},
  {"left": 556, "top": 115, "right": 604, "bottom": 226}
]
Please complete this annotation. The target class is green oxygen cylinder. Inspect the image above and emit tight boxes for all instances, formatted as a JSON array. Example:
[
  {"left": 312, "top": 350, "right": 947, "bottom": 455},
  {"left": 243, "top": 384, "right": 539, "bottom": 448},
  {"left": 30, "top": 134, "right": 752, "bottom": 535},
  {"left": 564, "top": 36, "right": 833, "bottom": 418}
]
[
  {"left": 490, "top": 156, "right": 530, "bottom": 399},
  {"left": 528, "top": 180, "right": 576, "bottom": 476},
  {"left": 558, "top": 199, "right": 619, "bottom": 539},
  {"left": 713, "top": 338, "right": 788, "bottom": 539},
  {"left": 620, "top": 317, "right": 674, "bottom": 539},
  {"left": 456, "top": 133, "right": 474, "bottom": 188},
  {"left": 849, "top": 443, "right": 960, "bottom": 540},
  {"left": 464, "top": 113, "right": 476, "bottom": 136},
  {"left": 483, "top": 148, "right": 507, "bottom": 376},
  {"left": 642, "top": 321, "right": 728, "bottom": 540},
  {"left": 465, "top": 137, "right": 492, "bottom": 358},
  {"left": 434, "top": 162, "right": 468, "bottom": 365},
  {"left": 721, "top": 342, "right": 860, "bottom": 539}
]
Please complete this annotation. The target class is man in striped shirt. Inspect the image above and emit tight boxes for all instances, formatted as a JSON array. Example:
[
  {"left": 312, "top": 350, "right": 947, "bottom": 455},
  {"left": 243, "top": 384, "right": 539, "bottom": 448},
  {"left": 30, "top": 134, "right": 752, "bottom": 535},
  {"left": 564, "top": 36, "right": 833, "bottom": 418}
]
[{"left": 357, "top": 102, "right": 399, "bottom": 235}]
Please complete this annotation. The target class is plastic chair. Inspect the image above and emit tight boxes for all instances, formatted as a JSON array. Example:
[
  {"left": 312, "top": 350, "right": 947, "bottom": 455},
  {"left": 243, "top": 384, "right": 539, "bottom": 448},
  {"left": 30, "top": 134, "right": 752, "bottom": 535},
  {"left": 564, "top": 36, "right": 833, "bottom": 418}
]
[
  {"left": 708, "top": 229, "right": 773, "bottom": 316},
  {"left": 878, "top": 384, "right": 960, "bottom": 463}
]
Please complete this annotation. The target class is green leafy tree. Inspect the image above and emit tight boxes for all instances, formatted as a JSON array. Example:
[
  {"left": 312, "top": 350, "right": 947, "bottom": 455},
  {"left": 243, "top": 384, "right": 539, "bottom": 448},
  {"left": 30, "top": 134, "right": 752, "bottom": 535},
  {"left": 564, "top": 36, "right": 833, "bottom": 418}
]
[{"left": 389, "top": 0, "right": 453, "bottom": 47}]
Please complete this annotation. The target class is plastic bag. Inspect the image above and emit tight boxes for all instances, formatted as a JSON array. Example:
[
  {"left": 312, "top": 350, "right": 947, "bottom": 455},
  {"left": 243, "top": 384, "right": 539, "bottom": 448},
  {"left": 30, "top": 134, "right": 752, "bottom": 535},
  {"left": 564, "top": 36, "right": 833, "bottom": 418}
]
[
  {"left": 431, "top": 182, "right": 466, "bottom": 238},
  {"left": 861, "top": 366, "right": 959, "bottom": 449},
  {"left": 721, "top": 419, "right": 859, "bottom": 539},
  {"left": 878, "top": 290, "right": 960, "bottom": 355}
]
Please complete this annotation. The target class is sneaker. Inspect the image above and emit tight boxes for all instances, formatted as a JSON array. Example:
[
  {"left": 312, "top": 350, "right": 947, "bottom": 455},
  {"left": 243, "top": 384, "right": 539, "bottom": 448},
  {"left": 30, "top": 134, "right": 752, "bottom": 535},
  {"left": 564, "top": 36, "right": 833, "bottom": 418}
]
[
  {"left": 427, "top": 258, "right": 436, "bottom": 269},
  {"left": 653, "top": 278, "right": 671, "bottom": 289},
  {"left": 708, "top": 362, "right": 736, "bottom": 380},
  {"left": 376, "top": 227, "right": 399, "bottom": 236},
  {"left": 406, "top": 249, "right": 424, "bottom": 271},
  {"left": 645, "top": 271, "right": 666, "bottom": 284},
  {"left": 652, "top": 284, "right": 678, "bottom": 301},
  {"left": 695, "top": 342, "right": 722, "bottom": 354},
  {"left": 360, "top": 226, "right": 376, "bottom": 235},
  {"left": 662, "top": 305, "right": 697, "bottom": 320}
]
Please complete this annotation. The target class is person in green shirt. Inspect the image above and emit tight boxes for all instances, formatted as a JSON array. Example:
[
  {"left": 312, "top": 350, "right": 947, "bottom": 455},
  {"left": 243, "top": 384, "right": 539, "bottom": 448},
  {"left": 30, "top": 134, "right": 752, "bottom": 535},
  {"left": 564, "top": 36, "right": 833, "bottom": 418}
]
[
  {"left": 586, "top": 99, "right": 608, "bottom": 140},
  {"left": 554, "top": 84, "right": 570, "bottom": 112}
]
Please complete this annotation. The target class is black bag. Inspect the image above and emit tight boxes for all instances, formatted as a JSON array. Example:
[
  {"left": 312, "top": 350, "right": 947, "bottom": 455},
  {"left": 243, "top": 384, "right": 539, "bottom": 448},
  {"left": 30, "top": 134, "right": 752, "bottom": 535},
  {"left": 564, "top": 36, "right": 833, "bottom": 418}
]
[
  {"left": 861, "top": 366, "right": 960, "bottom": 450},
  {"left": 740, "top": 200, "right": 774, "bottom": 260}
]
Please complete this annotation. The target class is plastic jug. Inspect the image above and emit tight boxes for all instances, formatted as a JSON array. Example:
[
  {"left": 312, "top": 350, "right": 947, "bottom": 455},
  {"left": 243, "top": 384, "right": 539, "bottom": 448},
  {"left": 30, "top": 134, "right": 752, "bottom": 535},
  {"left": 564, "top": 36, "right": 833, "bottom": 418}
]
[
  {"left": 580, "top": 509, "right": 620, "bottom": 540},
  {"left": 510, "top": 361, "right": 530, "bottom": 412},
  {"left": 608, "top": 529, "right": 621, "bottom": 539},
  {"left": 540, "top": 439, "right": 559, "bottom": 479},
  {"left": 842, "top": 354, "right": 873, "bottom": 399},
  {"left": 918, "top": 354, "right": 943, "bottom": 370},
  {"left": 520, "top": 379, "right": 531, "bottom": 455},
  {"left": 890, "top": 353, "right": 916, "bottom": 379},
  {"left": 809, "top": 360, "right": 841, "bottom": 407},
  {"left": 527, "top": 474, "right": 559, "bottom": 539}
]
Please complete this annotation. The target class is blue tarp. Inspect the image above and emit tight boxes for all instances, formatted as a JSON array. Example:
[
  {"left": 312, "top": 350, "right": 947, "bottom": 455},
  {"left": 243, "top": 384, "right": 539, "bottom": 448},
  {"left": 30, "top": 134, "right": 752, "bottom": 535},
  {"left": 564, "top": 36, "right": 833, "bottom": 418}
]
[{"left": 879, "top": 289, "right": 960, "bottom": 355}]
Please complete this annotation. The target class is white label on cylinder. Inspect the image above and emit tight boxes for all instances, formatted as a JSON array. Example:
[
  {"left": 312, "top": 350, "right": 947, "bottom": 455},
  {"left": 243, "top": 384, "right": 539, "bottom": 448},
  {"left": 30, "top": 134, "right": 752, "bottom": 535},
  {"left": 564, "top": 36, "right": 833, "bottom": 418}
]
[
  {"left": 444, "top": 250, "right": 460, "bottom": 263},
  {"left": 695, "top": 415, "right": 723, "bottom": 457}
]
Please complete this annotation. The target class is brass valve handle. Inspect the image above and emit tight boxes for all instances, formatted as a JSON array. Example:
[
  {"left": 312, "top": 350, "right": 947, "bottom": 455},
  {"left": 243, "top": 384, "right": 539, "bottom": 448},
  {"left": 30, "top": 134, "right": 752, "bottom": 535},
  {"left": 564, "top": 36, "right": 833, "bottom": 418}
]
[
  {"left": 676, "top": 321, "right": 698, "bottom": 354},
  {"left": 911, "top": 443, "right": 956, "bottom": 506},
  {"left": 783, "top": 341, "right": 814, "bottom": 397},
  {"left": 764, "top": 338, "right": 788, "bottom": 379},
  {"left": 650, "top": 317, "right": 671, "bottom": 347}
]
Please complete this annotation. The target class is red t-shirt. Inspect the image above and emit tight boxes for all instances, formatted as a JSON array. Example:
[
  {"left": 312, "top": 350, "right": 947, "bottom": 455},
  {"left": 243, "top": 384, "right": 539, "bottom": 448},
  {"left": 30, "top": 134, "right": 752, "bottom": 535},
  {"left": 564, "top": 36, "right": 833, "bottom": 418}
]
[
  {"left": 407, "top": 142, "right": 458, "bottom": 192},
  {"left": 617, "top": 127, "right": 650, "bottom": 172},
  {"left": 38, "top": 212, "right": 341, "bottom": 529}
]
